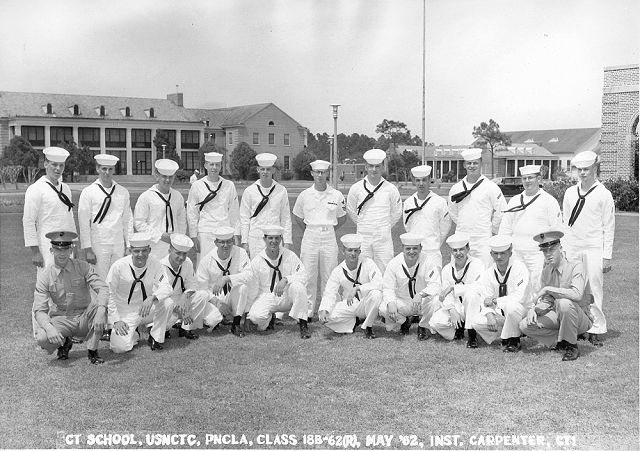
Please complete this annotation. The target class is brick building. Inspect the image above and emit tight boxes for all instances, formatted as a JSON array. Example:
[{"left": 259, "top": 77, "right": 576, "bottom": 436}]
[{"left": 600, "top": 64, "right": 639, "bottom": 179}]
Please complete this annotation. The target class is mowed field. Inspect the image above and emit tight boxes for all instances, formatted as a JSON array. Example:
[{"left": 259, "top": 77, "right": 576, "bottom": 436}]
[{"left": 0, "top": 183, "right": 638, "bottom": 450}]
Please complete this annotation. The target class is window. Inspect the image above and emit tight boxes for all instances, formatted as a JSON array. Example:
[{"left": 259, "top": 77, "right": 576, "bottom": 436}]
[
  {"left": 68, "top": 104, "right": 80, "bottom": 116},
  {"left": 181, "top": 130, "right": 200, "bottom": 149},
  {"left": 284, "top": 155, "right": 290, "bottom": 170},
  {"left": 99, "top": 105, "right": 105, "bottom": 116},
  {"left": 253, "top": 133, "right": 260, "bottom": 145},
  {"left": 46, "top": 103, "right": 52, "bottom": 114},
  {"left": 79, "top": 127, "right": 100, "bottom": 147},
  {"left": 283, "top": 133, "right": 290, "bottom": 146},
  {"left": 105, "top": 128, "right": 126, "bottom": 147},
  {"left": 132, "top": 129, "right": 151, "bottom": 148},
  {"left": 149, "top": 108, "right": 154, "bottom": 118},
  {"left": 566, "top": 159, "right": 571, "bottom": 169},
  {"left": 132, "top": 150, "right": 152, "bottom": 175},
  {"left": 228, "top": 132, "right": 233, "bottom": 145},
  {"left": 268, "top": 133, "right": 275, "bottom": 145},
  {"left": 50, "top": 127, "right": 73, "bottom": 146},
  {"left": 157, "top": 129, "right": 177, "bottom": 148},
  {"left": 125, "top": 107, "right": 131, "bottom": 117},
  {"left": 506, "top": 159, "right": 516, "bottom": 177},
  {"left": 181, "top": 151, "right": 199, "bottom": 171},
  {"left": 268, "top": 121, "right": 275, "bottom": 126},
  {"left": 21, "top": 126, "right": 45, "bottom": 146},
  {"left": 108, "top": 150, "right": 127, "bottom": 175}
]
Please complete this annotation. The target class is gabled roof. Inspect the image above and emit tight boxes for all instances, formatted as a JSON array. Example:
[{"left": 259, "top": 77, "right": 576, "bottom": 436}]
[
  {"left": 188, "top": 103, "right": 304, "bottom": 129},
  {"left": 495, "top": 143, "right": 556, "bottom": 158},
  {"left": 0, "top": 91, "right": 198, "bottom": 122},
  {"left": 500, "top": 128, "right": 601, "bottom": 155}
]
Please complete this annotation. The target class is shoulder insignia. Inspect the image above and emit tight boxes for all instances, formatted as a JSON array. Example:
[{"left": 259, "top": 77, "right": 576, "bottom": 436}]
[{"left": 517, "top": 279, "right": 523, "bottom": 286}]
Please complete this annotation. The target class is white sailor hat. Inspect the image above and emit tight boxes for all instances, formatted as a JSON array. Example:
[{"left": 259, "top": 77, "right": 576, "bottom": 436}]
[
  {"left": 533, "top": 230, "right": 564, "bottom": 248},
  {"left": 94, "top": 154, "right": 119, "bottom": 167},
  {"left": 446, "top": 232, "right": 470, "bottom": 249},
  {"left": 519, "top": 165, "right": 541, "bottom": 176},
  {"left": 43, "top": 147, "right": 70, "bottom": 163},
  {"left": 170, "top": 234, "right": 194, "bottom": 252},
  {"left": 255, "top": 153, "right": 277, "bottom": 167},
  {"left": 129, "top": 232, "right": 152, "bottom": 248},
  {"left": 571, "top": 150, "right": 598, "bottom": 169},
  {"left": 461, "top": 148, "right": 483, "bottom": 161},
  {"left": 45, "top": 230, "right": 77, "bottom": 248},
  {"left": 411, "top": 165, "right": 432, "bottom": 178},
  {"left": 310, "top": 160, "right": 331, "bottom": 171},
  {"left": 488, "top": 235, "right": 512, "bottom": 252},
  {"left": 363, "top": 148, "right": 387, "bottom": 165},
  {"left": 214, "top": 226, "right": 235, "bottom": 241},
  {"left": 155, "top": 159, "right": 179, "bottom": 176},
  {"left": 262, "top": 225, "right": 284, "bottom": 236},
  {"left": 400, "top": 233, "right": 423, "bottom": 246},
  {"left": 204, "top": 152, "right": 223, "bottom": 163},
  {"left": 340, "top": 234, "right": 363, "bottom": 248}
]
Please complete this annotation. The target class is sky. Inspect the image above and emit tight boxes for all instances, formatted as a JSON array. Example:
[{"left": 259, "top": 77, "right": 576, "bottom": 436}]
[{"left": 1, "top": 0, "right": 638, "bottom": 145}]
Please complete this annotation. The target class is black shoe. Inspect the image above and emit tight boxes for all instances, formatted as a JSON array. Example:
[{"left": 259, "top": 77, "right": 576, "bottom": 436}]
[
  {"left": 588, "top": 333, "right": 604, "bottom": 347},
  {"left": 562, "top": 344, "right": 580, "bottom": 361},
  {"left": 172, "top": 321, "right": 183, "bottom": 329},
  {"left": 299, "top": 320, "right": 311, "bottom": 339},
  {"left": 364, "top": 327, "right": 376, "bottom": 339},
  {"left": 179, "top": 329, "right": 199, "bottom": 340},
  {"left": 454, "top": 327, "right": 465, "bottom": 340},
  {"left": 411, "top": 315, "right": 420, "bottom": 324},
  {"left": 550, "top": 341, "right": 567, "bottom": 351},
  {"left": 577, "top": 333, "right": 588, "bottom": 341},
  {"left": 352, "top": 317, "right": 365, "bottom": 333},
  {"left": 87, "top": 350, "right": 104, "bottom": 364},
  {"left": 466, "top": 329, "right": 478, "bottom": 348},
  {"left": 148, "top": 335, "right": 163, "bottom": 351},
  {"left": 400, "top": 317, "right": 412, "bottom": 335},
  {"left": 504, "top": 341, "right": 522, "bottom": 353},
  {"left": 71, "top": 337, "right": 83, "bottom": 344},
  {"left": 100, "top": 329, "right": 111, "bottom": 341},
  {"left": 501, "top": 338, "right": 509, "bottom": 349},
  {"left": 266, "top": 314, "right": 276, "bottom": 331},
  {"left": 307, "top": 316, "right": 314, "bottom": 323},
  {"left": 165, "top": 330, "right": 171, "bottom": 339},
  {"left": 57, "top": 337, "right": 72, "bottom": 360},
  {"left": 417, "top": 326, "right": 428, "bottom": 341},
  {"left": 221, "top": 317, "right": 233, "bottom": 326},
  {"left": 231, "top": 324, "right": 246, "bottom": 338}
]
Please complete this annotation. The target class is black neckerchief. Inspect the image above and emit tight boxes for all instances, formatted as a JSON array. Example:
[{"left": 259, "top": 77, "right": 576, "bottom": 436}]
[
  {"left": 128, "top": 265, "right": 147, "bottom": 304},
  {"left": 450, "top": 178, "right": 484, "bottom": 203},
  {"left": 252, "top": 184, "right": 276, "bottom": 218},
  {"left": 93, "top": 183, "right": 116, "bottom": 224},
  {"left": 452, "top": 261, "right": 471, "bottom": 303},
  {"left": 503, "top": 192, "right": 541, "bottom": 213},
  {"left": 567, "top": 184, "right": 598, "bottom": 227},
  {"left": 153, "top": 190, "right": 174, "bottom": 232},
  {"left": 215, "top": 258, "right": 232, "bottom": 295},
  {"left": 167, "top": 264, "right": 185, "bottom": 292},
  {"left": 197, "top": 180, "right": 223, "bottom": 212},
  {"left": 342, "top": 263, "right": 362, "bottom": 301},
  {"left": 494, "top": 266, "right": 512, "bottom": 297},
  {"left": 402, "top": 264, "right": 420, "bottom": 299},
  {"left": 264, "top": 255, "right": 283, "bottom": 292},
  {"left": 404, "top": 195, "right": 432, "bottom": 224},
  {"left": 356, "top": 179, "right": 384, "bottom": 215},
  {"left": 45, "top": 181, "right": 74, "bottom": 211}
]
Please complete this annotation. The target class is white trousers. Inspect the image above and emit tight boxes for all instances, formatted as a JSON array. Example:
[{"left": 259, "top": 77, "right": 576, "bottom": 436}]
[
  {"left": 324, "top": 290, "right": 382, "bottom": 334},
  {"left": 564, "top": 245, "right": 606, "bottom": 334},
  {"left": 247, "top": 282, "right": 308, "bottom": 331},
  {"left": 358, "top": 228, "right": 394, "bottom": 272},
  {"left": 247, "top": 233, "right": 267, "bottom": 260},
  {"left": 469, "top": 301, "right": 526, "bottom": 344},
  {"left": 428, "top": 291, "right": 481, "bottom": 340},
  {"left": 166, "top": 291, "right": 209, "bottom": 331},
  {"left": 300, "top": 226, "right": 338, "bottom": 317},
  {"left": 150, "top": 240, "right": 170, "bottom": 260},
  {"left": 379, "top": 296, "right": 439, "bottom": 332},
  {"left": 198, "top": 232, "right": 216, "bottom": 262},
  {"left": 109, "top": 298, "right": 173, "bottom": 353},
  {"left": 92, "top": 239, "right": 125, "bottom": 280},
  {"left": 469, "top": 236, "right": 492, "bottom": 268},
  {"left": 194, "top": 285, "right": 249, "bottom": 329},
  {"left": 513, "top": 248, "right": 543, "bottom": 301}
]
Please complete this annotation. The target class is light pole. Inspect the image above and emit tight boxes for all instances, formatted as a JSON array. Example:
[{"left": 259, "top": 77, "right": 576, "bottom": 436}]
[
  {"left": 330, "top": 104, "right": 340, "bottom": 188},
  {"left": 161, "top": 144, "right": 166, "bottom": 159}
]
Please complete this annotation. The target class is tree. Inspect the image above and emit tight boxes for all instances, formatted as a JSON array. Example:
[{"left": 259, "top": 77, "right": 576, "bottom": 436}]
[
  {"left": 292, "top": 149, "right": 317, "bottom": 180},
  {"left": 59, "top": 140, "right": 94, "bottom": 181},
  {"left": 1, "top": 136, "right": 41, "bottom": 184},
  {"left": 154, "top": 130, "right": 181, "bottom": 167},
  {"left": 230, "top": 142, "right": 257, "bottom": 180},
  {"left": 400, "top": 150, "right": 421, "bottom": 179},
  {"left": 0, "top": 165, "right": 22, "bottom": 189},
  {"left": 386, "top": 152, "right": 405, "bottom": 182},
  {"left": 375, "top": 119, "right": 412, "bottom": 150},
  {"left": 472, "top": 119, "right": 511, "bottom": 178}
]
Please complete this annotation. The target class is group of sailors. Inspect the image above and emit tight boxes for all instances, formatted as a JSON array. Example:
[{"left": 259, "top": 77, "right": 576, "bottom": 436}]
[{"left": 25, "top": 145, "right": 615, "bottom": 364}]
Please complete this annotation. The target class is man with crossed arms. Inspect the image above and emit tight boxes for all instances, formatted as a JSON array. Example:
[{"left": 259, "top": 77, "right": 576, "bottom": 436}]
[
  {"left": 134, "top": 159, "right": 187, "bottom": 259},
  {"left": 106, "top": 232, "right": 174, "bottom": 352},
  {"left": 195, "top": 226, "right": 253, "bottom": 337},
  {"left": 239, "top": 153, "right": 292, "bottom": 258},
  {"left": 403, "top": 164, "right": 451, "bottom": 268},
  {"left": 187, "top": 152, "right": 241, "bottom": 262},
  {"left": 429, "top": 232, "right": 484, "bottom": 343},
  {"left": 466, "top": 235, "right": 530, "bottom": 352},
  {"left": 346, "top": 148, "right": 402, "bottom": 272},
  {"left": 448, "top": 148, "right": 506, "bottom": 267},
  {"left": 78, "top": 153, "right": 133, "bottom": 280},
  {"left": 246, "top": 225, "right": 310, "bottom": 339},
  {"left": 318, "top": 234, "right": 383, "bottom": 339},
  {"left": 561, "top": 150, "right": 615, "bottom": 347},
  {"left": 379, "top": 233, "right": 441, "bottom": 340}
]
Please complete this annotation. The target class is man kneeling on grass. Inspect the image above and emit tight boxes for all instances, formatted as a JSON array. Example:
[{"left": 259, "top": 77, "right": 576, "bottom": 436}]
[
  {"left": 466, "top": 235, "right": 530, "bottom": 352},
  {"left": 246, "top": 225, "right": 310, "bottom": 339},
  {"left": 379, "top": 233, "right": 441, "bottom": 340},
  {"left": 33, "top": 231, "right": 108, "bottom": 364},
  {"left": 519, "top": 230, "right": 593, "bottom": 361},
  {"left": 318, "top": 234, "right": 383, "bottom": 339}
]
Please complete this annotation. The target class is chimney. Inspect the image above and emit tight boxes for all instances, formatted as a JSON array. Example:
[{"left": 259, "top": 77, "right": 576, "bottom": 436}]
[{"left": 167, "top": 92, "right": 183, "bottom": 107}]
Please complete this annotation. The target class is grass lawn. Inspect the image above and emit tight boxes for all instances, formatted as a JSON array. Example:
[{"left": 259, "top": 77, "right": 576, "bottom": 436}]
[{"left": 0, "top": 193, "right": 637, "bottom": 450}]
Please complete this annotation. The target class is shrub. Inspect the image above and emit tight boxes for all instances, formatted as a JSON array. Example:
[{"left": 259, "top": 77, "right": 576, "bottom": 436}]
[
  {"left": 174, "top": 169, "right": 191, "bottom": 183},
  {"left": 603, "top": 177, "right": 639, "bottom": 212},
  {"left": 542, "top": 177, "right": 575, "bottom": 206}
]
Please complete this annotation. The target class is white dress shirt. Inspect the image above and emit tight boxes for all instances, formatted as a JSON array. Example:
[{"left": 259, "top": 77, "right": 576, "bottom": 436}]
[
  {"left": 319, "top": 257, "right": 383, "bottom": 313},
  {"left": 448, "top": 175, "right": 506, "bottom": 238},
  {"left": 473, "top": 259, "right": 531, "bottom": 314},
  {"left": 239, "top": 180, "right": 292, "bottom": 244},
  {"left": 293, "top": 185, "right": 346, "bottom": 226},
  {"left": 382, "top": 252, "right": 441, "bottom": 304},
  {"left": 133, "top": 185, "right": 187, "bottom": 244},
  {"left": 403, "top": 191, "right": 452, "bottom": 251},
  {"left": 346, "top": 177, "right": 402, "bottom": 233},
  {"left": 186, "top": 177, "right": 240, "bottom": 237},
  {"left": 196, "top": 246, "right": 253, "bottom": 291},
  {"left": 247, "top": 248, "right": 307, "bottom": 300}
]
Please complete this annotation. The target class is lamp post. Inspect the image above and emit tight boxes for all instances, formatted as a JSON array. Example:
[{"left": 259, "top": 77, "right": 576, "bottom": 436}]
[
  {"left": 330, "top": 104, "right": 340, "bottom": 188},
  {"left": 161, "top": 144, "right": 166, "bottom": 159}
]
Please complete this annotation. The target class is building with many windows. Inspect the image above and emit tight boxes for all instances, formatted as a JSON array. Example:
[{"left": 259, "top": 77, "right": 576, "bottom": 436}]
[{"left": 0, "top": 91, "right": 307, "bottom": 176}]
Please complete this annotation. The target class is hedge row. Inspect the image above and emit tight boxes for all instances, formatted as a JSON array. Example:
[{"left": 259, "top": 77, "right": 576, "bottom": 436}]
[{"left": 543, "top": 177, "right": 639, "bottom": 212}]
